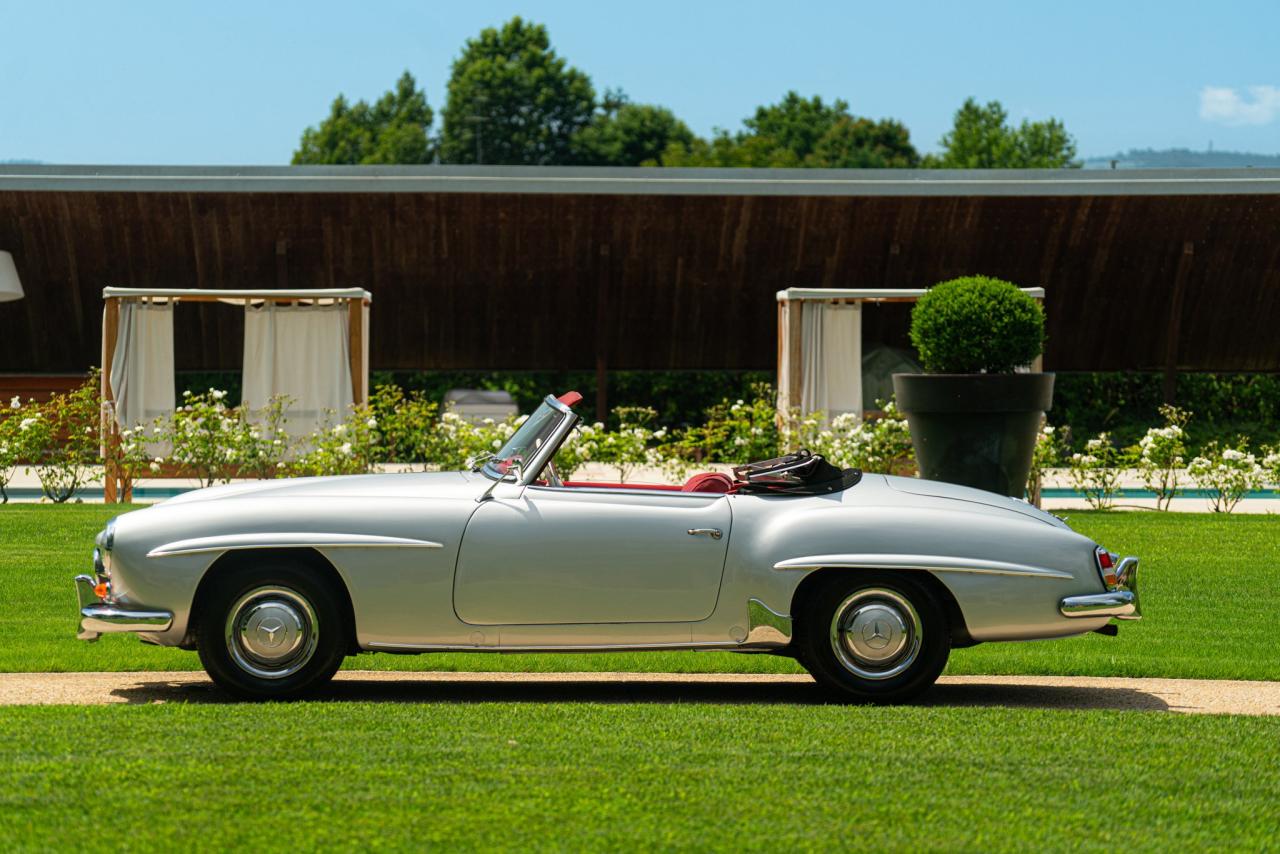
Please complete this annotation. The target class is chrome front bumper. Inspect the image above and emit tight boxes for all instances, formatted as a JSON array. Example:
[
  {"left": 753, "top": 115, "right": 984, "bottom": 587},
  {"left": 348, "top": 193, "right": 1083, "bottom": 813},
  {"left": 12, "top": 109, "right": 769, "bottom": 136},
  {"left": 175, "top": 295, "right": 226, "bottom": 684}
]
[
  {"left": 1059, "top": 556, "right": 1141, "bottom": 620},
  {"left": 74, "top": 574, "right": 173, "bottom": 642}
]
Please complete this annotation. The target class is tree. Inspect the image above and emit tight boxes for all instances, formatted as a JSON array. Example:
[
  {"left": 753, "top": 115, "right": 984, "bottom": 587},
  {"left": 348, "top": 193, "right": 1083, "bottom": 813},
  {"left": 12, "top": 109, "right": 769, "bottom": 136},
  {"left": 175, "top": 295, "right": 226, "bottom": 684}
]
[
  {"left": 292, "top": 72, "right": 434, "bottom": 165},
  {"left": 440, "top": 17, "right": 595, "bottom": 165},
  {"left": 809, "top": 116, "right": 919, "bottom": 168},
  {"left": 659, "top": 91, "right": 919, "bottom": 168},
  {"left": 927, "top": 98, "right": 1079, "bottom": 168},
  {"left": 571, "top": 93, "right": 696, "bottom": 166}
]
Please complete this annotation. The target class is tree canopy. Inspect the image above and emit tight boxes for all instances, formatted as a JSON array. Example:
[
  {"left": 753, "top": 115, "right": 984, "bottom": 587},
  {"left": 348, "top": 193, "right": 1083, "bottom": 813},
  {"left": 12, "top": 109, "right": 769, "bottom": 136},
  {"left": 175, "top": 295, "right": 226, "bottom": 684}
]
[
  {"left": 659, "top": 91, "right": 919, "bottom": 168},
  {"left": 927, "top": 98, "right": 1079, "bottom": 168},
  {"left": 292, "top": 72, "right": 434, "bottom": 165},
  {"left": 571, "top": 94, "right": 696, "bottom": 166},
  {"left": 439, "top": 17, "right": 595, "bottom": 165},
  {"left": 291, "top": 20, "right": 1081, "bottom": 171}
]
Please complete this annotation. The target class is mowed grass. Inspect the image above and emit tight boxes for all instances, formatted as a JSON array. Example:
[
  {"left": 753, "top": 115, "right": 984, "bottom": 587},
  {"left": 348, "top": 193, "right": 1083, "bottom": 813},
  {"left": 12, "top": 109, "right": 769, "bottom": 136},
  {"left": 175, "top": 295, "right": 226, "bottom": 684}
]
[
  {"left": 2, "top": 504, "right": 1278, "bottom": 679},
  {"left": 2, "top": 702, "right": 1280, "bottom": 851}
]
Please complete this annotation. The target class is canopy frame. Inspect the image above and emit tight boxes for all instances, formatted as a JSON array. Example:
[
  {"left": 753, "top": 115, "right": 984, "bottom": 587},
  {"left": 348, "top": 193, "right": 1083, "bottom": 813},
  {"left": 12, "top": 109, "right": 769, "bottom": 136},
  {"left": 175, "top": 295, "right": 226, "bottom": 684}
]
[
  {"left": 775, "top": 286, "right": 1045, "bottom": 416},
  {"left": 100, "top": 287, "right": 372, "bottom": 502}
]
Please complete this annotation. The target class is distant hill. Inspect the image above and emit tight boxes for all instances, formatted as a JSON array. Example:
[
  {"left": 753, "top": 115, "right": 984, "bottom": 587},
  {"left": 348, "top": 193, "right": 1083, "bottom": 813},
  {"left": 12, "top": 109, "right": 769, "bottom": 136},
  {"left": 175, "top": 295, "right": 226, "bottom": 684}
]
[
  {"left": 1084, "top": 148, "right": 1280, "bottom": 169},
  {"left": 0, "top": 159, "right": 43, "bottom": 165}
]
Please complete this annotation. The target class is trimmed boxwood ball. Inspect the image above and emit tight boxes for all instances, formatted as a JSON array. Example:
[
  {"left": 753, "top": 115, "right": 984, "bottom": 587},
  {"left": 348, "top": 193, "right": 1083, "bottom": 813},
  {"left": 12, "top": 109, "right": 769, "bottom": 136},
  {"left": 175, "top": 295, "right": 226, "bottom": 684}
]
[{"left": 909, "top": 276, "right": 1045, "bottom": 373}]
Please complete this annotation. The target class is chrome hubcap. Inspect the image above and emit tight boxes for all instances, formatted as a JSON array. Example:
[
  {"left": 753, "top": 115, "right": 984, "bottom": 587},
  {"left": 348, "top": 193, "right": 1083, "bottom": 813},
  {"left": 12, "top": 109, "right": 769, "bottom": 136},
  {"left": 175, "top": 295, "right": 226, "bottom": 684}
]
[
  {"left": 830, "top": 588, "right": 922, "bottom": 680},
  {"left": 225, "top": 586, "right": 319, "bottom": 679}
]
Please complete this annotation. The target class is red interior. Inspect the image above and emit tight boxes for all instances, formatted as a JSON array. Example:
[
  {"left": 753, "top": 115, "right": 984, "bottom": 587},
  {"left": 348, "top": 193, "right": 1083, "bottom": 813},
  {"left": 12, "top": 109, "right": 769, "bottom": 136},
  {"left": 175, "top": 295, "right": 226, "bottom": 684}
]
[{"left": 564, "top": 472, "right": 737, "bottom": 494}]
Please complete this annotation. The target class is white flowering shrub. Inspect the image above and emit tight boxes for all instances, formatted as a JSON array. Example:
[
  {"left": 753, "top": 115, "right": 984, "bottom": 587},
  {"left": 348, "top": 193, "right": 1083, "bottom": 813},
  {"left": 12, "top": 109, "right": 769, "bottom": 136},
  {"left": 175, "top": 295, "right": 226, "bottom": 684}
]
[
  {"left": 1025, "top": 422, "right": 1062, "bottom": 505},
  {"left": 664, "top": 386, "right": 780, "bottom": 467},
  {"left": 21, "top": 374, "right": 102, "bottom": 502},
  {"left": 1187, "top": 441, "right": 1266, "bottom": 513},
  {"left": 1067, "top": 432, "right": 1125, "bottom": 510},
  {"left": 426, "top": 409, "right": 523, "bottom": 472},
  {"left": 554, "top": 420, "right": 602, "bottom": 480},
  {"left": 154, "top": 389, "right": 252, "bottom": 488},
  {"left": 0, "top": 395, "right": 41, "bottom": 502},
  {"left": 239, "top": 395, "right": 293, "bottom": 479},
  {"left": 807, "top": 400, "right": 915, "bottom": 475},
  {"left": 109, "top": 423, "right": 162, "bottom": 497},
  {"left": 1263, "top": 445, "right": 1280, "bottom": 490},
  {"left": 1133, "top": 405, "right": 1190, "bottom": 511},
  {"left": 592, "top": 406, "right": 658, "bottom": 482},
  {"left": 287, "top": 405, "right": 380, "bottom": 477},
  {"left": 369, "top": 385, "right": 441, "bottom": 464}
]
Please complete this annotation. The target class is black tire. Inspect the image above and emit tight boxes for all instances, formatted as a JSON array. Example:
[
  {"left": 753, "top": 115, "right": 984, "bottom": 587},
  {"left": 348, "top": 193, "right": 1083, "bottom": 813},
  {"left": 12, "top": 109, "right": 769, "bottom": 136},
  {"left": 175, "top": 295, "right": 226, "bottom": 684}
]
[
  {"left": 195, "top": 559, "right": 347, "bottom": 700},
  {"left": 795, "top": 572, "right": 950, "bottom": 703}
]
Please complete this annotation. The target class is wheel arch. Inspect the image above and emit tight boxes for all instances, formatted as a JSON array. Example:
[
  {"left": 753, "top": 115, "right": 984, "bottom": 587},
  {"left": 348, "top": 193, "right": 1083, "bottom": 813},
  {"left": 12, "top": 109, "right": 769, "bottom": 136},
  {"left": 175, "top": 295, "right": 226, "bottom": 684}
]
[
  {"left": 789, "top": 567, "right": 976, "bottom": 649},
  {"left": 186, "top": 547, "right": 359, "bottom": 654}
]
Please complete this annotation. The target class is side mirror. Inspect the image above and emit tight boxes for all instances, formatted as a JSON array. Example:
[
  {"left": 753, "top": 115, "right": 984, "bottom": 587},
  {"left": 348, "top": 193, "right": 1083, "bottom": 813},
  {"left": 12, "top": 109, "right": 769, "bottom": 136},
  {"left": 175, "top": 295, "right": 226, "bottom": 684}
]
[{"left": 476, "top": 461, "right": 523, "bottom": 503}]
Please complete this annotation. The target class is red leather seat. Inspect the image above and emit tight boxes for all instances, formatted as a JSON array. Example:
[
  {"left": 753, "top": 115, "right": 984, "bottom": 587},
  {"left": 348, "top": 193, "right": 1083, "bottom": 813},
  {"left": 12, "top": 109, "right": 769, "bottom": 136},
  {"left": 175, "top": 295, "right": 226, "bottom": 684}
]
[{"left": 681, "top": 472, "right": 735, "bottom": 494}]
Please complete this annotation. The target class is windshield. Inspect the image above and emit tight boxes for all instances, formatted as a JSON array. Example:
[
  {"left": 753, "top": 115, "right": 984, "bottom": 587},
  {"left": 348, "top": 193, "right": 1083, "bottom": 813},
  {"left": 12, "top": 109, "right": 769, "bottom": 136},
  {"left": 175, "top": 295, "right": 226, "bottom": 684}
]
[{"left": 481, "top": 397, "right": 571, "bottom": 480}]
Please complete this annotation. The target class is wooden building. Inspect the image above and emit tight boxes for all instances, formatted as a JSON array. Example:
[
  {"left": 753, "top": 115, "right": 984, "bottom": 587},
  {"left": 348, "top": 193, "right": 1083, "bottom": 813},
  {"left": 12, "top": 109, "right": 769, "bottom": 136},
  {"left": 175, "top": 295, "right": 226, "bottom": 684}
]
[{"left": 2, "top": 165, "right": 1279, "bottom": 400}]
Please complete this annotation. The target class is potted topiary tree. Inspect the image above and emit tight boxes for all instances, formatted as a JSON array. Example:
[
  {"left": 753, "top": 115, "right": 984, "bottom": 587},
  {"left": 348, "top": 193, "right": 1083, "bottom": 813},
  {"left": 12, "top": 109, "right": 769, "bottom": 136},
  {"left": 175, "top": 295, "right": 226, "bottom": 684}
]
[{"left": 892, "top": 276, "right": 1052, "bottom": 498}]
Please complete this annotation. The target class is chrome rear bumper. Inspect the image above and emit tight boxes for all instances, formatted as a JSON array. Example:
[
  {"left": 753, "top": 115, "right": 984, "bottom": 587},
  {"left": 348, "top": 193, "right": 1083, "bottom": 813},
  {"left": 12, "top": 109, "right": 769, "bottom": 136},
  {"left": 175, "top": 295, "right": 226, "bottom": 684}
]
[
  {"left": 1060, "top": 556, "right": 1141, "bottom": 620},
  {"left": 75, "top": 574, "right": 173, "bottom": 642}
]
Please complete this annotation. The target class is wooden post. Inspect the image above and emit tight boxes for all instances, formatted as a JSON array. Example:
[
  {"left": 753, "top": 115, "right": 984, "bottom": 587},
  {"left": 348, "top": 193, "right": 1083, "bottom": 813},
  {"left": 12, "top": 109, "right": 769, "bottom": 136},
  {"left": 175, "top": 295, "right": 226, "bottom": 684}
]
[
  {"left": 101, "top": 299, "right": 120, "bottom": 504},
  {"left": 1162, "top": 242, "right": 1195, "bottom": 404},
  {"left": 786, "top": 297, "right": 803, "bottom": 413},
  {"left": 348, "top": 298, "right": 366, "bottom": 405}
]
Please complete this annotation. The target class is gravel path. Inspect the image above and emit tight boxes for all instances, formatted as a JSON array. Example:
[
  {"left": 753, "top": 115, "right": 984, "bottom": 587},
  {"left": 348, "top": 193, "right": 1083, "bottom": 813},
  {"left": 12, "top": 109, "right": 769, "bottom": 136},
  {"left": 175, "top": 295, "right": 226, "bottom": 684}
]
[{"left": 2, "top": 671, "right": 1279, "bottom": 715}]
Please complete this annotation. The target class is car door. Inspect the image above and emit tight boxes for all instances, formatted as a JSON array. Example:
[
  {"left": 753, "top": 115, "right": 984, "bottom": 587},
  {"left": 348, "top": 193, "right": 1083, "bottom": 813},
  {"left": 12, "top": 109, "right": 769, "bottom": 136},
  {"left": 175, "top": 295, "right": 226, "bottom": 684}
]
[{"left": 453, "top": 486, "right": 731, "bottom": 625}]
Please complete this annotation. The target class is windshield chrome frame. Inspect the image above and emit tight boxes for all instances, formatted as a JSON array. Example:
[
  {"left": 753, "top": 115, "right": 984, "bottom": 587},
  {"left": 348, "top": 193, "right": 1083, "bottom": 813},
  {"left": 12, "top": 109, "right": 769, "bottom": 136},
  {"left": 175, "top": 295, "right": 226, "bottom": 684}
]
[{"left": 481, "top": 395, "right": 580, "bottom": 486}]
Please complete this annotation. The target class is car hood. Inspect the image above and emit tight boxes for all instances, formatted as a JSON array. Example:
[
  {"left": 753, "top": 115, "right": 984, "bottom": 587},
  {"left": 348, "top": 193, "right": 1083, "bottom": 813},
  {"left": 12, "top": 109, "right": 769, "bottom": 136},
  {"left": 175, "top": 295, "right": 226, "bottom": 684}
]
[
  {"left": 882, "top": 475, "right": 1069, "bottom": 528},
  {"left": 159, "top": 470, "right": 484, "bottom": 505}
]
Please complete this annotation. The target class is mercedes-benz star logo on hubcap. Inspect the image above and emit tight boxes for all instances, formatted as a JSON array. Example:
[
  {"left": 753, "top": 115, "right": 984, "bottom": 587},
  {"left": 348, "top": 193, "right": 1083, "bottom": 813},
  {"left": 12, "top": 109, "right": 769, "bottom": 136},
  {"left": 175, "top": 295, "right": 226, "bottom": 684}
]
[
  {"left": 259, "top": 620, "right": 284, "bottom": 646},
  {"left": 862, "top": 620, "right": 891, "bottom": 649}
]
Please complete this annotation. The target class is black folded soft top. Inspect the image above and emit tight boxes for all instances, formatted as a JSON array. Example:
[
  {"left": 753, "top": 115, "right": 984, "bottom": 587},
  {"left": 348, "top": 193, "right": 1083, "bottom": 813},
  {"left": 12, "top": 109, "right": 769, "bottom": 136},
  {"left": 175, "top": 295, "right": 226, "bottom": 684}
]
[{"left": 732, "top": 449, "right": 862, "bottom": 496}]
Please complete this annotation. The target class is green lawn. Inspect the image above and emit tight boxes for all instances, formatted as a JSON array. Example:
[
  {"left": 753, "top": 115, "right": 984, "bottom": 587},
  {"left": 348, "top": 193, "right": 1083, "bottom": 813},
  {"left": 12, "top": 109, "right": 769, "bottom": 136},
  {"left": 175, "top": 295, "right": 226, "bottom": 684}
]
[
  {"left": 3, "top": 504, "right": 1278, "bottom": 680},
  {"left": 2, "top": 702, "right": 1278, "bottom": 850}
]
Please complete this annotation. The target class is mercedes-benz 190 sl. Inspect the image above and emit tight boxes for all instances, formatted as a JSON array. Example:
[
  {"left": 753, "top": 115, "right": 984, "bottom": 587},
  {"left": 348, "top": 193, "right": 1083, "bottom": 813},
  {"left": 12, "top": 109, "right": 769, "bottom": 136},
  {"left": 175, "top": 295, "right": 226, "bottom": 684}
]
[{"left": 75, "top": 391, "right": 1139, "bottom": 701}]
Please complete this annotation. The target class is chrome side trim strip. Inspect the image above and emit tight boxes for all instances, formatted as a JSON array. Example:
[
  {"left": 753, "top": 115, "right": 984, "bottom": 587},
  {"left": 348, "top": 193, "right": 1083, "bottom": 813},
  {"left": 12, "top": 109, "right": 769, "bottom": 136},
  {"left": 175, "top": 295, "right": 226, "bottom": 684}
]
[
  {"left": 148, "top": 533, "right": 443, "bottom": 558},
  {"left": 366, "top": 640, "right": 744, "bottom": 653},
  {"left": 745, "top": 598, "right": 792, "bottom": 648},
  {"left": 772, "top": 553, "right": 1074, "bottom": 580}
]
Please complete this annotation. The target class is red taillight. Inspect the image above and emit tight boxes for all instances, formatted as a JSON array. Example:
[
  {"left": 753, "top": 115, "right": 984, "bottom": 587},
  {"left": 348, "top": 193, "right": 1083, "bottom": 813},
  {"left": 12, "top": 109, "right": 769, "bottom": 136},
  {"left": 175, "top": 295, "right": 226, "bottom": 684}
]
[{"left": 1095, "top": 547, "right": 1119, "bottom": 588}]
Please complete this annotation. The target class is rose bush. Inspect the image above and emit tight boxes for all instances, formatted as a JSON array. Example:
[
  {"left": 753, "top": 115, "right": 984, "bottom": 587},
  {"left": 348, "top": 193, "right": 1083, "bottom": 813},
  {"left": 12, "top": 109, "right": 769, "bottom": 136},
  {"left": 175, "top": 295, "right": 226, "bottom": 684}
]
[
  {"left": 1067, "top": 432, "right": 1125, "bottom": 510},
  {"left": 1187, "top": 441, "right": 1266, "bottom": 514}
]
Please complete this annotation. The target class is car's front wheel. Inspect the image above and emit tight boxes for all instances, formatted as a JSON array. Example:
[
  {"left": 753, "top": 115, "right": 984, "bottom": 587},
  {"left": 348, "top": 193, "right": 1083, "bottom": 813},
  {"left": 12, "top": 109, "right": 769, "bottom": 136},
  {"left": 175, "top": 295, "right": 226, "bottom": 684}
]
[
  {"left": 195, "top": 560, "right": 347, "bottom": 700},
  {"left": 795, "top": 572, "right": 950, "bottom": 703}
]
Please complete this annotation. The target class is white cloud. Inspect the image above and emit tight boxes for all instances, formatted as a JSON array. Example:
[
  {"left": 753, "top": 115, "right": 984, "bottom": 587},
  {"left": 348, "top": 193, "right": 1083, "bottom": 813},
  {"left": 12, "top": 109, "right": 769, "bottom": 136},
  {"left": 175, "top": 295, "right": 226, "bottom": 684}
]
[{"left": 1199, "top": 85, "right": 1280, "bottom": 126}]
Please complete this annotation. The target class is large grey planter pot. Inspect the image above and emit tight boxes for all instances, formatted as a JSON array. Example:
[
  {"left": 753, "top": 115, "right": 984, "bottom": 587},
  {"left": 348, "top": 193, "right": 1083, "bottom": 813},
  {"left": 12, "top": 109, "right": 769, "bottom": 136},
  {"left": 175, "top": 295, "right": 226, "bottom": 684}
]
[{"left": 891, "top": 373, "right": 1055, "bottom": 498}]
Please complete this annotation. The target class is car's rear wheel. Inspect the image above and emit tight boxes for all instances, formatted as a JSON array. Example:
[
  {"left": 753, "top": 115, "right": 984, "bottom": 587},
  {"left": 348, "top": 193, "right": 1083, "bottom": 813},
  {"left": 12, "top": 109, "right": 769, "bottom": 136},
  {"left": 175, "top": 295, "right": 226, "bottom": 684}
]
[
  {"left": 195, "top": 560, "right": 347, "bottom": 700},
  {"left": 795, "top": 572, "right": 950, "bottom": 703}
]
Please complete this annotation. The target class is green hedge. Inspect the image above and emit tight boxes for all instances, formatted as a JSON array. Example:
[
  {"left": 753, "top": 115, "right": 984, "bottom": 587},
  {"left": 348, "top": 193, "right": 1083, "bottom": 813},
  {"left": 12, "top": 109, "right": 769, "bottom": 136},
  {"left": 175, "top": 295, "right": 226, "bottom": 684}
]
[
  {"left": 175, "top": 369, "right": 1280, "bottom": 453},
  {"left": 1050, "top": 372, "right": 1280, "bottom": 452},
  {"left": 177, "top": 370, "right": 773, "bottom": 428}
]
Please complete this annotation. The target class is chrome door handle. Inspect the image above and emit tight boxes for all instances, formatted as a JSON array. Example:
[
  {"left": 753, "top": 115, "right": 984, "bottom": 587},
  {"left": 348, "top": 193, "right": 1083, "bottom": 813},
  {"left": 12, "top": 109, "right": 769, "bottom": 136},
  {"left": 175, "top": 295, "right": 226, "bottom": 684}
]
[{"left": 687, "top": 528, "right": 723, "bottom": 540}]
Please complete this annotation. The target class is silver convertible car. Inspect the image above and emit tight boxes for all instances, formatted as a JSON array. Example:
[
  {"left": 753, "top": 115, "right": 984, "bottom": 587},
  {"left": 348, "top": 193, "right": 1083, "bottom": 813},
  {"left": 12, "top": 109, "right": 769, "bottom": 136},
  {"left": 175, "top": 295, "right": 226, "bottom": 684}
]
[{"left": 76, "top": 392, "right": 1140, "bottom": 701}]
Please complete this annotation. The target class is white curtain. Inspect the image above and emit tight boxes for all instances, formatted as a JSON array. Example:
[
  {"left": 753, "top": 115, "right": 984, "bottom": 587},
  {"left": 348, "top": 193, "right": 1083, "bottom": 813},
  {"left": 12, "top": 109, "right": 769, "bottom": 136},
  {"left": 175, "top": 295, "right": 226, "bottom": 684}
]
[
  {"left": 800, "top": 302, "right": 862, "bottom": 421},
  {"left": 109, "top": 302, "right": 175, "bottom": 430},
  {"left": 242, "top": 303, "right": 352, "bottom": 438}
]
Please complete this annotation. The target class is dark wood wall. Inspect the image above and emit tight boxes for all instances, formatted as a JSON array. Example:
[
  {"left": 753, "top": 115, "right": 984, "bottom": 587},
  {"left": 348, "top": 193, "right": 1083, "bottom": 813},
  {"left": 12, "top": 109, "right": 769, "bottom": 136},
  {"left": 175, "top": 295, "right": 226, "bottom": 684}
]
[{"left": 2, "top": 190, "right": 1279, "bottom": 374}]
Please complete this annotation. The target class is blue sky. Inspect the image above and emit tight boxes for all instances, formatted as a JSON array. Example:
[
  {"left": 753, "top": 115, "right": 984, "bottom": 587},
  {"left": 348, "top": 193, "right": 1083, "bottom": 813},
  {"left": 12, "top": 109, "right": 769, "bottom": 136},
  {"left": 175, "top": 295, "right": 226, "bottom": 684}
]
[{"left": 2, "top": 0, "right": 1278, "bottom": 164}]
